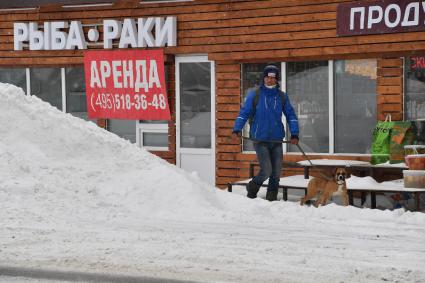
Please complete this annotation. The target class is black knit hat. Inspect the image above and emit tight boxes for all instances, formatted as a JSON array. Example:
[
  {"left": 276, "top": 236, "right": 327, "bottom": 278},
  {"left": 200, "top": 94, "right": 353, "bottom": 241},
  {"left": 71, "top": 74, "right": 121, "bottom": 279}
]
[{"left": 263, "top": 65, "right": 280, "bottom": 80}]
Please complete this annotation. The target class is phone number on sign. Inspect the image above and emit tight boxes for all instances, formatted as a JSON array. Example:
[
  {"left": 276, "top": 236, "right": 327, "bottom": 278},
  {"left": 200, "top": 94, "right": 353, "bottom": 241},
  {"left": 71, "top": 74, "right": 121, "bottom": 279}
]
[{"left": 90, "top": 93, "right": 167, "bottom": 111}]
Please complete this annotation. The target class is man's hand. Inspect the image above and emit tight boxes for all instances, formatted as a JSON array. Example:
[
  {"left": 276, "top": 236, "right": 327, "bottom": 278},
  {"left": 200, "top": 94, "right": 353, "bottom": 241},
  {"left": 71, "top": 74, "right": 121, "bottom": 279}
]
[
  {"left": 232, "top": 131, "right": 242, "bottom": 138},
  {"left": 290, "top": 135, "right": 299, "bottom": 145}
]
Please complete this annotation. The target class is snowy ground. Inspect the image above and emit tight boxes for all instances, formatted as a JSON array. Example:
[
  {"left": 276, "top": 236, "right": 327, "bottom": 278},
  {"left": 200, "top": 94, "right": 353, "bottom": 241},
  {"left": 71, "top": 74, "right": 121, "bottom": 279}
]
[{"left": 1, "top": 82, "right": 425, "bottom": 283}]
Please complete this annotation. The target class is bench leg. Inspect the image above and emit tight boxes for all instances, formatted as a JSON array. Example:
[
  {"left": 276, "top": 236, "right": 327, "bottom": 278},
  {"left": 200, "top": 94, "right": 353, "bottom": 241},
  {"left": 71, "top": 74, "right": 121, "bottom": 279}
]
[
  {"left": 414, "top": 192, "right": 420, "bottom": 211},
  {"left": 227, "top": 183, "right": 232, "bottom": 192},
  {"left": 304, "top": 167, "right": 309, "bottom": 179},
  {"left": 348, "top": 191, "right": 354, "bottom": 206},
  {"left": 282, "top": 188, "right": 288, "bottom": 201},
  {"left": 361, "top": 192, "right": 366, "bottom": 205},
  {"left": 371, "top": 192, "right": 376, "bottom": 209}
]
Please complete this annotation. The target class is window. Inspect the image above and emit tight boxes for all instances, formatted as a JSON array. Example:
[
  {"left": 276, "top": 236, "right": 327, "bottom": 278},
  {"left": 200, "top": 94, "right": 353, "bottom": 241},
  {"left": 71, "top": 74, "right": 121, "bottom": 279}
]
[
  {"left": 108, "top": 120, "right": 137, "bottom": 143},
  {"left": 179, "top": 62, "right": 211, "bottom": 148},
  {"left": 136, "top": 66, "right": 170, "bottom": 150},
  {"left": 0, "top": 66, "right": 168, "bottom": 148},
  {"left": 30, "top": 67, "right": 62, "bottom": 110},
  {"left": 65, "top": 67, "right": 91, "bottom": 121},
  {"left": 240, "top": 59, "right": 377, "bottom": 154},
  {"left": 405, "top": 56, "right": 425, "bottom": 144},
  {"left": 0, "top": 68, "right": 26, "bottom": 92},
  {"left": 405, "top": 56, "right": 425, "bottom": 121},
  {"left": 286, "top": 61, "right": 329, "bottom": 153},
  {"left": 334, "top": 60, "right": 376, "bottom": 154},
  {"left": 137, "top": 122, "right": 169, "bottom": 150}
]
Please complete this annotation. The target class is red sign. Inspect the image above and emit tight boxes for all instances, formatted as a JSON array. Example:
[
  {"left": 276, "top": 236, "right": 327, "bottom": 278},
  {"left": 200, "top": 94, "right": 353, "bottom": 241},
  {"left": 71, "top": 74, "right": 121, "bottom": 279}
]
[
  {"left": 84, "top": 50, "right": 171, "bottom": 120},
  {"left": 411, "top": 56, "right": 425, "bottom": 70}
]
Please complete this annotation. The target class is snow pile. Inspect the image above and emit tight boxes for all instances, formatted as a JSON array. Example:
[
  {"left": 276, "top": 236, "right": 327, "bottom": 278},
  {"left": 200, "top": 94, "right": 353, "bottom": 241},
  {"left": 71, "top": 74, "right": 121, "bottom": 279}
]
[{"left": 0, "top": 83, "right": 241, "bottom": 225}]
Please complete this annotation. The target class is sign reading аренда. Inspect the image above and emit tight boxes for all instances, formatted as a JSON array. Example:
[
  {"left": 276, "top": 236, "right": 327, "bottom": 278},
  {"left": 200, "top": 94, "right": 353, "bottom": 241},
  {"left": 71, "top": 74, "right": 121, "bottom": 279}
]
[{"left": 84, "top": 50, "right": 171, "bottom": 120}]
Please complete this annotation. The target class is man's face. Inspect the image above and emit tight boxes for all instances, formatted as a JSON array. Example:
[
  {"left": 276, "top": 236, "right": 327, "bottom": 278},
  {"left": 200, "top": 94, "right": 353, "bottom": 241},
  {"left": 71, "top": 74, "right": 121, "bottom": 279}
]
[{"left": 264, "top": 76, "right": 277, "bottom": 86}]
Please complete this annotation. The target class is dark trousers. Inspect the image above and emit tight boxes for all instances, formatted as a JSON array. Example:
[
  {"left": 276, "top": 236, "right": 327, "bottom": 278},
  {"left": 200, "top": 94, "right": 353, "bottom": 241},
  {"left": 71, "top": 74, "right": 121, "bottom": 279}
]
[{"left": 252, "top": 142, "right": 283, "bottom": 192}]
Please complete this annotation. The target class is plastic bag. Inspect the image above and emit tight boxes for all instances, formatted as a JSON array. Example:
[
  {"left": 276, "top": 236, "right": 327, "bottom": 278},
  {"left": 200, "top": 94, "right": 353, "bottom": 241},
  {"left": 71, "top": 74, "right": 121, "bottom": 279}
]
[
  {"left": 371, "top": 114, "right": 394, "bottom": 165},
  {"left": 389, "top": 121, "right": 414, "bottom": 164}
]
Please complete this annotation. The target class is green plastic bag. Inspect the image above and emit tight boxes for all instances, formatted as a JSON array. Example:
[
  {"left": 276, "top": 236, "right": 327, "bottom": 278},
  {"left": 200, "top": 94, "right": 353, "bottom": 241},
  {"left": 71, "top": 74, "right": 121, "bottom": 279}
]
[
  {"left": 371, "top": 115, "right": 394, "bottom": 165},
  {"left": 389, "top": 121, "right": 414, "bottom": 164}
]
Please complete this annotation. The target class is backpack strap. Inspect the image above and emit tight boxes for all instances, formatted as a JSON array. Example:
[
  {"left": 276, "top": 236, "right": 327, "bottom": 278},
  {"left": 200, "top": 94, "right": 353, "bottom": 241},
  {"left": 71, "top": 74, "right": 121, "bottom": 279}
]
[
  {"left": 249, "top": 88, "right": 261, "bottom": 126},
  {"left": 249, "top": 88, "right": 286, "bottom": 126},
  {"left": 280, "top": 90, "right": 286, "bottom": 109}
]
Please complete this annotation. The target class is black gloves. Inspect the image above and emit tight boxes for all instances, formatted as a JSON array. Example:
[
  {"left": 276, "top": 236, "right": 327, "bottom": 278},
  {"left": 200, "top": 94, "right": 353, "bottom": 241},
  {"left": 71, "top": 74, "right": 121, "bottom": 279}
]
[{"left": 232, "top": 131, "right": 242, "bottom": 137}]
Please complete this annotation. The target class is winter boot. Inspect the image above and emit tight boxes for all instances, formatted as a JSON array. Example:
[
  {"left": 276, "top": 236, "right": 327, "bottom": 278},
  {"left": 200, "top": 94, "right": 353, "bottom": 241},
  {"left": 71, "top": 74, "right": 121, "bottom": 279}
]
[
  {"left": 266, "top": 191, "right": 278, "bottom": 201},
  {"left": 246, "top": 180, "right": 260, "bottom": 199}
]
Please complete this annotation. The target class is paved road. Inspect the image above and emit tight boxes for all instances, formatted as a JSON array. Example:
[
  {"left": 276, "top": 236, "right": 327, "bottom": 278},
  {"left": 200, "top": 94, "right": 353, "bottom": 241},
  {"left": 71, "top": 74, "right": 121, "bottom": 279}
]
[{"left": 0, "top": 266, "right": 201, "bottom": 283}]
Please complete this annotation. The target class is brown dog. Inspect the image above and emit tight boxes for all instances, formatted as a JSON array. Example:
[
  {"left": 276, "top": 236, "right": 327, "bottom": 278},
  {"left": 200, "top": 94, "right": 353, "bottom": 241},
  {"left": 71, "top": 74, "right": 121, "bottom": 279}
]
[{"left": 300, "top": 168, "right": 351, "bottom": 207}]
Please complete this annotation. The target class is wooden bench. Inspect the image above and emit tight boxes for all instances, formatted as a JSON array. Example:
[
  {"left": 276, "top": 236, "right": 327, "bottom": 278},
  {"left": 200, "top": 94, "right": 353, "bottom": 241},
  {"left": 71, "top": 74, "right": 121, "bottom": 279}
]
[
  {"left": 297, "top": 159, "right": 408, "bottom": 182},
  {"left": 247, "top": 159, "right": 407, "bottom": 181},
  {"left": 227, "top": 176, "right": 308, "bottom": 201},
  {"left": 227, "top": 175, "right": 425, "bottom": 211},
  {"left": 346, "top": 178, "right": 425, "bottom": 211}
]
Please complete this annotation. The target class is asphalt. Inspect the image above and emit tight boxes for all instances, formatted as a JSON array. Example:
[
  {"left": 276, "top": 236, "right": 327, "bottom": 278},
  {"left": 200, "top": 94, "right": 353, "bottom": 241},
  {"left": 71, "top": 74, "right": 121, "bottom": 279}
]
[{"left": 0, "top": 266, "right": 202, "bottom": 283}]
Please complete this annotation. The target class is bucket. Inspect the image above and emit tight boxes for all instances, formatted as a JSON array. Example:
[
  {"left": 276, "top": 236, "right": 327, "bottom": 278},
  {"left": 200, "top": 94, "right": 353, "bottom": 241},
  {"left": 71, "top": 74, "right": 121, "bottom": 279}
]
[
  {"left": 403, "top": 170, "right": 425, "bottom": 188},
  {"left": 404, "top": 145, "right": 425, "bottom": 155},
  {"left": 405, "top": 154, "right": 425, "bottom": 170}
]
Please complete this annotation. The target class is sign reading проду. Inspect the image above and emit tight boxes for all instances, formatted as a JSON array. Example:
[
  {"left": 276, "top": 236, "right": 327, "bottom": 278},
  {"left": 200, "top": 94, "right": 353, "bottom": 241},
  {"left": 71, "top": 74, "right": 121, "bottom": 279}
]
[
  {"left": 84, "top": 50, "right": 171, "bottom": 120},
  {"left": 337, "top": 0, "right": 425, "bottom": 36}
]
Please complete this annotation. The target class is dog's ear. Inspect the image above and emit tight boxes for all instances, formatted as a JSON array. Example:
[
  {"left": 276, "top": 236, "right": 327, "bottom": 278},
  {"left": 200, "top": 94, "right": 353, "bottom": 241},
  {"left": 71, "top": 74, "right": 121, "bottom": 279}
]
[
  {"left": 345, "top": 168, "right": 351, "bottom": 178},
  {"left": 333, "top": 168, "right": 339, "bottom": 181}
]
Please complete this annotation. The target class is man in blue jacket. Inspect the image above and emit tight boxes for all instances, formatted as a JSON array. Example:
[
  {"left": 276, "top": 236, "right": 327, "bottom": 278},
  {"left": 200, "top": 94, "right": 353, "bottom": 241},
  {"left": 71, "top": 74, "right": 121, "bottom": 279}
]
[{"left": 232, "top": 65, "right": 299, "bottom": 201}]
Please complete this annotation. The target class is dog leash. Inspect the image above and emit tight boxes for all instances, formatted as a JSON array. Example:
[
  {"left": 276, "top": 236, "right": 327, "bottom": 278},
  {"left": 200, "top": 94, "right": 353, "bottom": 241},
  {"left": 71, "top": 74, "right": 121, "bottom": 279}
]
[
  {"left": 242, "top": 136, "right": 314, "bottom": 166},
  {"left": 242, "top": 136, "right": 333, "bottom": 181}
]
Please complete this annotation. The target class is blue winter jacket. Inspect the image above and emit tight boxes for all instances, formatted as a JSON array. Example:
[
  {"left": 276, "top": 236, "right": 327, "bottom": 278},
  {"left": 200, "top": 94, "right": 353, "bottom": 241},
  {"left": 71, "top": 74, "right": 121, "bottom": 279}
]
[{"left": 233, "top": 84, "right": 299, "bottom": 141}]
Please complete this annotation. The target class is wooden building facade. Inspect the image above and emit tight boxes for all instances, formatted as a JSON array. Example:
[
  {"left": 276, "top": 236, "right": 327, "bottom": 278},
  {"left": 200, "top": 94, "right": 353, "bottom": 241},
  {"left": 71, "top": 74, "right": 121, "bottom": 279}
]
[{"left": 0, "top": 0, "right": 423, "bottom": 188}]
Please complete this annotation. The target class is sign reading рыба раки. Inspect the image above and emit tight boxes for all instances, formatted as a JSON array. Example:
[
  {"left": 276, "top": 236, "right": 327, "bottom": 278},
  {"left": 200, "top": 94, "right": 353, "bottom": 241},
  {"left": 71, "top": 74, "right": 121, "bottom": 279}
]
[{"left": 13, "top": 17, "right": 176, "bottom": 50}]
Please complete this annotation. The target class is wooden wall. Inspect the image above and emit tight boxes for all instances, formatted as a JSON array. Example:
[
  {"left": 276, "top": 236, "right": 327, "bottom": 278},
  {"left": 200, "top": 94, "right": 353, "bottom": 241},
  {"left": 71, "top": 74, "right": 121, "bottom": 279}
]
[
  {"left": 377, "top": 58, "right": 404, "bottom": 121},
  {"left": 0, "top": 0, "right": 422, "bottom": 187},
  {"left": 1, "top": 0, "right": 424, "bottom": 64}
]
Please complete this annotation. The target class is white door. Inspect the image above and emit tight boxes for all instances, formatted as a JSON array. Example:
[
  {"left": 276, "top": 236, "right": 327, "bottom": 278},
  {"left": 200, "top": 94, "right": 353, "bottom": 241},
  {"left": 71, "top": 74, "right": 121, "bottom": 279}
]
[{"left": 176, "top": 56, "right": 215, "bottom": 185}]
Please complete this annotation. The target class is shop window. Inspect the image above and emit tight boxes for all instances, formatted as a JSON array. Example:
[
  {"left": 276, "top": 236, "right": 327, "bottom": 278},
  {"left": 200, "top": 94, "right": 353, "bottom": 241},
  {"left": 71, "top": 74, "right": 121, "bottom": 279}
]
[
  {"left": 65, "top": 67, "right": 90, "bottom": 121},
  {"left": 1, "top": 64, "right": 169, "bottom": 148},
  {"left": 405, "top": 56, "right": 425, "bottom": 120},
  {"left": 108, "top": 119, "right": 137, "bottom": 143},
  {"left": 240, "top": 59, "right": 377, "bottom": 154},
  {"left": 0, "top": 68, "right": 26, "bottom": 92},
  {"left": 137, "top": 121, "right": 169, "bottom": 150},
  {"left": 405, "top": 56, "right": 425, "bottom": 144},
  {"left": 179, "top": 62, "right": 211, "bottom": 148},
  {"left": 137, "top": 66, "right": 169, "bottom": 150},
  {"left": 287, "top": 61, "right": 329, "bottom": 153},
  {"left": 30, "top": 68, "right": 62, "bottom": 110},
  {"left": 334, "top": 59, "right": 376, "bottom": 154}
]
